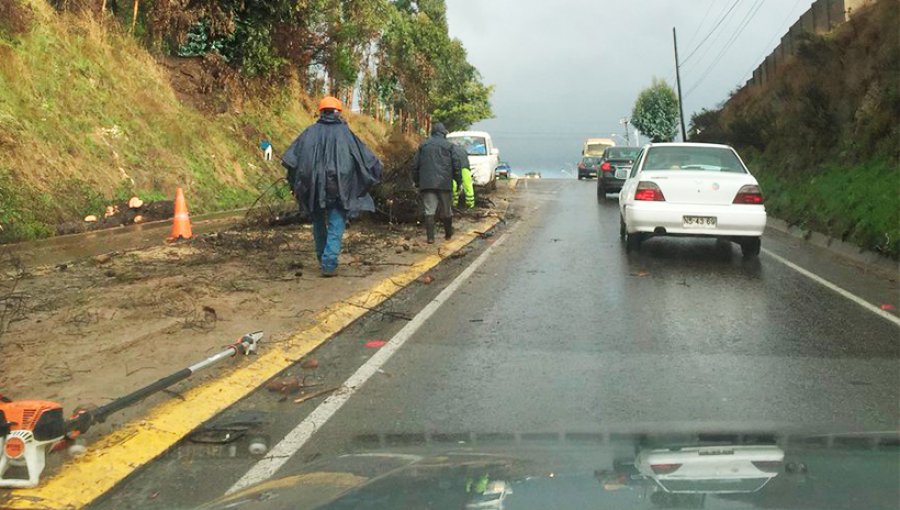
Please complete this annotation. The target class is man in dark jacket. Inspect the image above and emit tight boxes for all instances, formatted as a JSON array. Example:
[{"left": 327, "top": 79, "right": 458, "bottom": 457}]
[
  {"left": 282, "top": 96, "right": 383, "bottom": 277},
  {"left": 413, "top": 122, "right": 463, "bottom": 244}
]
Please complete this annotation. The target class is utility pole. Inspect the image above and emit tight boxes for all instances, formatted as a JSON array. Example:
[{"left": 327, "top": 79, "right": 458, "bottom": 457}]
[
  {"left": 620, "top": 117, "right": 631, "bottom": 145},
  {"left": 673, "top": 27, "right": 687, "bottom": 142}
]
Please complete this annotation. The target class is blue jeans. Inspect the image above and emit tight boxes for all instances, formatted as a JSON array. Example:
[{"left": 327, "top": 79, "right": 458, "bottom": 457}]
[{"left": 311, "top": 203, "right": 347, "bottom": 272}]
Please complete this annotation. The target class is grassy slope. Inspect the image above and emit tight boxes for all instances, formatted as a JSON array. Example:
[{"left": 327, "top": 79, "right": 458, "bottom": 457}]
[
  {"left": 0, "top": 1, "right": 395, "bottom": 242},
  {"left": 715, "top": 0, "right": 899, "bottom": 258},
  {"left": 754, "top": 159, "right": 898, "bottom": 254}
]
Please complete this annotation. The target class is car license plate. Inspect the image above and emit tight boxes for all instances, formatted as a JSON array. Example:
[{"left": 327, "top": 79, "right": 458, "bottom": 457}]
[
  {"left": 699, "top": 448, "right": 734, "bottom": 456},
  {"left": 683, "top": 216, "right": 717, "bottom": 228}
]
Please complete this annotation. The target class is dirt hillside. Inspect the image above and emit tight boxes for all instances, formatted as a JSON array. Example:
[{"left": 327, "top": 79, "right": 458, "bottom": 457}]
[{"left": 0, "top": 0, "right": 416, "bottom": 243}]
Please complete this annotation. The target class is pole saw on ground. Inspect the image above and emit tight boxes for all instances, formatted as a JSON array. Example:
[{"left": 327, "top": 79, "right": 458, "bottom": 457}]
[{"left": 0, "top": 331, "right": 263, "bottom": 488}]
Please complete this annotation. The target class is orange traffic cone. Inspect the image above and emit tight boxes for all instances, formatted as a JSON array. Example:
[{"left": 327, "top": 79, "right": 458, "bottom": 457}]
[{"left": 168, "top": 187, "right": 193, "bottom": 240}]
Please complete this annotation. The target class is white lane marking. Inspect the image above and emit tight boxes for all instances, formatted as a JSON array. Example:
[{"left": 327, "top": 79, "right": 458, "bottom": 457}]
[
  {"left": 762, "top": 248, "right": 900, "bottom": 327},
  {"left": 227, "top": 225, "right": 517, "bottom": 494}
]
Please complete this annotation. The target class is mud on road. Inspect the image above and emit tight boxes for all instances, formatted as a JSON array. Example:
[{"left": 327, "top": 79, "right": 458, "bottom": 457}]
[{"left": 0, "top": 196, "right": 510, "bottom": 444}]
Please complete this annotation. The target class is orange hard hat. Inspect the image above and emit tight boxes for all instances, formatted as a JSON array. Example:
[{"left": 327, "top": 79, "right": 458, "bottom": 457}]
[{"left": 318, "top": 96, "right": 343, "bottom": 112}]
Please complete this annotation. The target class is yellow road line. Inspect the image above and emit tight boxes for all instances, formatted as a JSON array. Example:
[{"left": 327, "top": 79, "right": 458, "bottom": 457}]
[{"left": 2, "top": 218, "right": 500, "bottom": 510}]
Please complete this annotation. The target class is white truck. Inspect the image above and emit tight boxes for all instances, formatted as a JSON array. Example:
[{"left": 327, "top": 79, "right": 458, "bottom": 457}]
[
  {"left": 583, "top": 137, "right": 616, "bottom": 157},
  {"left": 447, "top": 131, "right": 499, "bottom": 187}
]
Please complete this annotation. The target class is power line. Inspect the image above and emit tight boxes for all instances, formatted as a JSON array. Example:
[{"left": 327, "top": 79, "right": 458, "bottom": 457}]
[
  {"left": 684, "top": 0, "right": 766, "bottom": 98},
  {"left": 678, "top": 0, "right": 724, "bottom": 83},
  {"left": 684, "top": 0, "right": 718, "bottom": 50},
  {"left": 680, "top": 0, "right": 743, "bottom": 66},
  {"left": 681, "top": 0, "right": 745, "bottom": 73}
]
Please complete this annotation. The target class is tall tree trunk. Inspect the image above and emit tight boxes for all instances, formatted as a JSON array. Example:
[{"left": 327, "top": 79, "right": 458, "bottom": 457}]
[
  {"left": 130, "top": 0, "right": 139, "bottom": 33},
  {"left": 100, "top": 0, "right": 107, "bottom": 14}
]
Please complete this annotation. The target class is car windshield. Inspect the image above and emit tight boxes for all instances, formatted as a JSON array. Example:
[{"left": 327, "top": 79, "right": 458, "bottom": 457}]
[
  {"left": 607, "top": 148, "right": 640, "bottom": 160},
  {"left": 9, "top": 1, "right": 897, "bottom": 509},
  {"left": 643, "top": 146, "right": 746, "bottom": 173},
  {"left": 450, "top": 136, "right": 488, "bottom": 156}
]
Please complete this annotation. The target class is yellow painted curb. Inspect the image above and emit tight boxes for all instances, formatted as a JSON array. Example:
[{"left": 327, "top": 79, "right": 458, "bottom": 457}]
[{"left": 2, "top": 218, "right": 501, "bottom": 510}]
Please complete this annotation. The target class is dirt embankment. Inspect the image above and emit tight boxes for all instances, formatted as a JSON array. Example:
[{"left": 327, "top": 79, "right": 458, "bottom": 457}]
[
  {"left": 0, "top": 0, "right": 418, "bottom": 244},
  {"left": 691, "top": 0, "right": 899, "bottom": 258}
]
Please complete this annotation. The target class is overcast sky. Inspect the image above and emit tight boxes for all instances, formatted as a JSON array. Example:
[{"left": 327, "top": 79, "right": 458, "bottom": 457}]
[{"left": 445, "top": 0, "right": 814, "bottom": 174}]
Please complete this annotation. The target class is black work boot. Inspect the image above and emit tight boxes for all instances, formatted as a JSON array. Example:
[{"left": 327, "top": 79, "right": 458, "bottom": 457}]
[
  {"left": 443, "top": 219, "right": 454, "bottom": 240},
  {"left": 425, "top": 216, "right": 436, "bottom": 244}
]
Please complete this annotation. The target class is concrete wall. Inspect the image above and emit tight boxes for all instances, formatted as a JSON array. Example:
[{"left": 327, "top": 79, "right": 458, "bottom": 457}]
[
  {"left": 740, "top": 0, "right": 877, "bottom": 92},
  {"left": 845, "top": 0, "right": 876, "bottom": 18}
]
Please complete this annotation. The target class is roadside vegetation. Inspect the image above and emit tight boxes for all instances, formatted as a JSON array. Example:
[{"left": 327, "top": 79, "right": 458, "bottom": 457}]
[
  {"left": 0, "top": 0, "right": 492, "bottom": 242},
  {"left": 690, "top": 0, "right": 899, "bottom": 258}
]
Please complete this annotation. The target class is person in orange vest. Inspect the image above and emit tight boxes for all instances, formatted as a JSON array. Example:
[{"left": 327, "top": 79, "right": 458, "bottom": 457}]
[{"left": 282, "top": 96, "right": 383, "bottom": 277}]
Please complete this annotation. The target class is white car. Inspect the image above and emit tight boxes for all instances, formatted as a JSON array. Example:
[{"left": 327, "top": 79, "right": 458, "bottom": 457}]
[
  {"left": 635, "top": 444, "right": 784, "bottom": 494},
  {"left": 448, "top": 130, "right": 500, "bottom": 187},
  {"left": 617, "top": 143, "right": 767, "bottom": 257}
]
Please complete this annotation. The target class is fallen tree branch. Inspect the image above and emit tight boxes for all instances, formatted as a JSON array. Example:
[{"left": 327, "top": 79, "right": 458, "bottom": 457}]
[
  {"left": 293, "top": 386, "right": 340, "bottom": 404},
  {"left": 0, "top": 251, "right": 27, "bottom": 344},
  {"left": 341, "top": 301, "right": 412, "bottom": 321}
]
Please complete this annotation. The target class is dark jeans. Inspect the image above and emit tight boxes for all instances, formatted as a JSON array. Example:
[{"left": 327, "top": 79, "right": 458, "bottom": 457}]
[{"left": 311, "top": 202, "right": 347, "bottom": 272}]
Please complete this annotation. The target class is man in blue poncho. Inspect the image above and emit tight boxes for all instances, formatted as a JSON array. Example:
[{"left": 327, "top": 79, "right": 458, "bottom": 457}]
[{"left": 282, "top": 96, "right": 383, "bottom": 277}]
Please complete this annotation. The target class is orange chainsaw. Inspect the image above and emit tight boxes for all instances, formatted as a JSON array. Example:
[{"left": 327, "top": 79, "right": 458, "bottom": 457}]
[{"left": 0, "top": 331, "right": 263, "bottom": 488}]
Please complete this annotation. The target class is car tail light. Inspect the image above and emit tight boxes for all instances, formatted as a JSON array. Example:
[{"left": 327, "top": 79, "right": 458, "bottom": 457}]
[
  {"left": 600, "top": 162, "right": 612, "bottom": 172},
  {"left": 751, "top": 460, "right": 783, "bottom": 473},
  {"left": 634, "top": 181, "right": 665, "bottom": 201},
  {"left": 734, "top": 184, "right": 764, "bottom": 204},
  {"left": 651, "top": 463, "right": 682, "bottom": 475},
  {"left": 578, "top": 163, "right": 585, "bottom": 170}
]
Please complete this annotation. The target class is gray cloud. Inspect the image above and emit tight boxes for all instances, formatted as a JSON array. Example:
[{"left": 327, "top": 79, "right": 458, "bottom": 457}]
[{"left": 446, "top": 0, "right": 813, "bottom": 174}]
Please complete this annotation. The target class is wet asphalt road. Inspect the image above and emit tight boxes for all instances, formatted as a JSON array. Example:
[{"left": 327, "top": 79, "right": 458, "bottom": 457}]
[{"left": 94, "top": 179, "right": 899, "bottom": 509}]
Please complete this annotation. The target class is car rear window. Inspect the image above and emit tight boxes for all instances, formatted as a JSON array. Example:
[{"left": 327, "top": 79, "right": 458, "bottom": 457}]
[
  {"left": 582, "top": 157, "right": 599, "bottom": 165},
  {"left": 643, "top": 146, "right": 746, "bottom": 173},
  {"left": 607, "top": 148, "right": 640, "bottom": 159}
]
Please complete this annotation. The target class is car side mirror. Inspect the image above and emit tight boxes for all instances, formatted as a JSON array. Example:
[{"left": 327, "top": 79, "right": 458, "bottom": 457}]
[{"left": 491, "top": 148, "right": 499, "bottom": 156}]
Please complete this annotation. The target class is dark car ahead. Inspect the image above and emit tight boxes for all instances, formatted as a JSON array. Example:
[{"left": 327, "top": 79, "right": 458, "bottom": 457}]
[
  {"left": 577, "top": 156, "right": 600, "bottom": 180},
  {"left": 597, "top": 146, "right": 640, "bottom": 200},
  {"left": 495, "top": 162, "right": 511, "bottom": 179}
]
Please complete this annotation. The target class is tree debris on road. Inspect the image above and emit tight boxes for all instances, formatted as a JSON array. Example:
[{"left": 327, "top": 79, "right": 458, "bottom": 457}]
[
  {"left": 293, "top": 386, "right": 341, "bottom": 404},
  {"left": 300, "top": 357, "right": 319, "bottom": 369},
  {"left": 0, "top": 184, "right": 512, "bottom": 447}
]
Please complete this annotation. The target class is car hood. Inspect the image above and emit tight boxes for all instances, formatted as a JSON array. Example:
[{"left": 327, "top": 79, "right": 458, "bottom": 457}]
[{"left": 198, "top": 429, "right": 899, "bottom": 510}]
